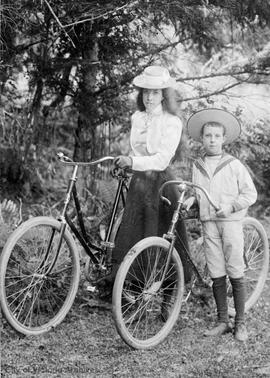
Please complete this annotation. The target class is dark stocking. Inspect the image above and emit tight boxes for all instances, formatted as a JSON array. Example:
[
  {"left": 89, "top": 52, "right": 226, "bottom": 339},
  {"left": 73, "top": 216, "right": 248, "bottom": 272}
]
[
  {"left": 229, "top": 276, "right": 246, "bottom": 325},
  {"left": 212, "top": 275, "right": 228, "bottom": 323}
]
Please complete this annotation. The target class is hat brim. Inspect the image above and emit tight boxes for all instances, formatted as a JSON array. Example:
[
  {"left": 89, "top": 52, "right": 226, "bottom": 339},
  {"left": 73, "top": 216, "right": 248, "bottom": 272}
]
[
  {"left": 133, "top": 76, "right": 176, "bottom": 89},
  {"left": 187, "top": 108, "right": 241, "bottom": 144}
]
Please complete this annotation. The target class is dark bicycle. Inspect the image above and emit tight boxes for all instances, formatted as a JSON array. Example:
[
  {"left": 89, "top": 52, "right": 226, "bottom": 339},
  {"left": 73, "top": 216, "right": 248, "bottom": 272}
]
[{"left": 0, "top": 152, "right": 128, "bottom": 336}]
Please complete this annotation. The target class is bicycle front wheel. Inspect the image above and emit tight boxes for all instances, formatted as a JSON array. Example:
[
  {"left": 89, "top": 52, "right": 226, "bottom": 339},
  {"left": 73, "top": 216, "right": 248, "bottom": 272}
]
[
  {"left": 0, "top": 216, "right": 80, "bottom": 336},
  {"left": 112, "top": 237, "right": 184, "bottom": 349},
  {"left": 228, "top": 217, "right": 269, "bottom": 316}
]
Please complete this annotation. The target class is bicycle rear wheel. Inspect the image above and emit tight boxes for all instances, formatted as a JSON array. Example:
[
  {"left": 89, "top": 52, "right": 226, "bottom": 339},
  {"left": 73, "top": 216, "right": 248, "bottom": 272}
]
[
  {"left": 228, "top": 217, "right": 269, "bottom": 316},
  {"left": 0, "top": 216, "right": 80, "bottom": 336},
  {"left": 112, "top": 237, "right": 184, "bottom": 349}
]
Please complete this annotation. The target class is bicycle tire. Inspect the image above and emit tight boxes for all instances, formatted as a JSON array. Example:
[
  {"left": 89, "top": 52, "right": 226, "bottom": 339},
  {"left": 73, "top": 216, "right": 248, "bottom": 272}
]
[
  {"left": 0, "top": 216, "right": 80, "bottom": 336},
  {"left": 112, "top": 236, "right": 184, "bottom": 349},
  {"left": 228, "top": 217, "right": 269, "bottom": 316}
]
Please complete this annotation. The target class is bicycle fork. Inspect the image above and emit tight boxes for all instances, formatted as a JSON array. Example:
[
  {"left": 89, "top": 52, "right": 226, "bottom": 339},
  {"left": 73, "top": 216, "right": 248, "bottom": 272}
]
[
  {"left": 160, "top": 188, "right": 186, "bottom": 285},
  {"left": 160, "top": 186, "right": 209, "bottom": 291},
  {"left": 37, "top": 165, "right": 79, "bottom": 276}
]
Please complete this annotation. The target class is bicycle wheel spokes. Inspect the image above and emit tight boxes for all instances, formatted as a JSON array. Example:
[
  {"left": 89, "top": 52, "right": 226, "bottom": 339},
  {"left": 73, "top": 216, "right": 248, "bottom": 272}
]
[
  {"left": 113, "top": 237, "right": 184, "bottom": 349},
  {"left": 227, "top": 217, "right": 269, "bottom": 316},
  {"left": 243, "top": 223, "right": 266, "bottom": 297},
  {"left": 3, "top": 220, "right": 79, "bottom": 334}
]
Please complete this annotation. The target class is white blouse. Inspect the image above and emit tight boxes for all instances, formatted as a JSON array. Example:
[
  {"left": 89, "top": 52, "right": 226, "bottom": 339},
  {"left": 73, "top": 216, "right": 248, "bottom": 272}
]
[{"left": 129, "top": 104, "right": 183, "bottom": 171}]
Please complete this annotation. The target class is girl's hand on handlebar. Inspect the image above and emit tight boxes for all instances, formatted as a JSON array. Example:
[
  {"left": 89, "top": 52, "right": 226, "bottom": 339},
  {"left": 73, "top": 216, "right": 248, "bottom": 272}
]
[
  {"left": 114, "top": 156, "right": 132, "bottom": 169},
  {"left": 216, "top": 204, "right": 233, "bottom": 218}
]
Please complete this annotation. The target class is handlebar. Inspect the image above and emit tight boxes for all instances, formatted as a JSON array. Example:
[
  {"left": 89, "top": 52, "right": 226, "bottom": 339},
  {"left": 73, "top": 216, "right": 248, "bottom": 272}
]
[
  {"left": 159, "top": 180, "right": 220, "bottom": 211},
  {"left": 57, "top": 152, "right": 114, "bottom": 167}
]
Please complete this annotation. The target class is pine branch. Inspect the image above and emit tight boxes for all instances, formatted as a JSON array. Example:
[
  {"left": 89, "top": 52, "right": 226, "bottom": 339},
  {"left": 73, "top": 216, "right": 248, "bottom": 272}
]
[
  {"left": 180, "top": 81, "right": 243, "bottom": 102},
  {"left": 63, "top": 1, "right": 140, "bottom": 28},
  {"left": 43, "top": 0, "right": 76, "bottom": 48}
]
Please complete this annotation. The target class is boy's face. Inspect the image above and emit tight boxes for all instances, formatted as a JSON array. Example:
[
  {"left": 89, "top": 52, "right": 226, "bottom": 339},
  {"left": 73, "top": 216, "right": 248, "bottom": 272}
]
[{"left": 201, "top": 124, "right": 226, "bottom": 155}]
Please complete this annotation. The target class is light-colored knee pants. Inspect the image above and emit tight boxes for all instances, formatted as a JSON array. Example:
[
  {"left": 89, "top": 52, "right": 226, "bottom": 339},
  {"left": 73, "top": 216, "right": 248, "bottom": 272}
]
[{"left": 202, "top": 220, "right": 244, "bottom": 279}]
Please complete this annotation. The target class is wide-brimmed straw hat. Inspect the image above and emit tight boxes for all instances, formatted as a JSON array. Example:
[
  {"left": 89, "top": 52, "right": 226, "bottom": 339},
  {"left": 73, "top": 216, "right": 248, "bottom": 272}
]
[
  {"left": 133, "top": 65, "right": 176, "bottom": 89},
  {"left": 187, "top": 108, "right": 241, "bottom": 144}
]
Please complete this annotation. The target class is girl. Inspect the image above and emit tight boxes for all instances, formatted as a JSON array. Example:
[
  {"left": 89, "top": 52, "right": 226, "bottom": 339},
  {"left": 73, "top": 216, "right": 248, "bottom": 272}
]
[{"left": 113, "top": 65, "right": 191, "bottom": 283}]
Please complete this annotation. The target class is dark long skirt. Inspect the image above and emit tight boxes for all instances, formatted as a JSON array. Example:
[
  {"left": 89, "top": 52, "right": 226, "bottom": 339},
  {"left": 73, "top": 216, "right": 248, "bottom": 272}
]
[{"left": 113, "top": 168, "right": 192, "bottom": 282}]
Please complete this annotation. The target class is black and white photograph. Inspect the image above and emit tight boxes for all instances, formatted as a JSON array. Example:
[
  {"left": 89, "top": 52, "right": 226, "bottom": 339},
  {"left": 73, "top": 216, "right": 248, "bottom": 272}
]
[{"left": 1, "top": 1, "right": 270, "bottom": 377}]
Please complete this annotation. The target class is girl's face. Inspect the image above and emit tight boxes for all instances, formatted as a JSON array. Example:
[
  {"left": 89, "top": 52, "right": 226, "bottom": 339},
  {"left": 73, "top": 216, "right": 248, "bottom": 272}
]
[
  {"left": 142, "top": 88, "right": 163, "bottom": 112},
  {"left": 201, "top": 124, "right": 226, "bottom": 155}
]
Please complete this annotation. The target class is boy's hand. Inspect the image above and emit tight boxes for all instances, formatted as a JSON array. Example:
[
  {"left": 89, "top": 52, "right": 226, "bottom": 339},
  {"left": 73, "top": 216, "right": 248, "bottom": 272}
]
[
  {"left": 183, "top": 196, "right": 196, "bottom": 211},
  {"left": 216, "top": 204, "right": 233, "bottom": 218}
]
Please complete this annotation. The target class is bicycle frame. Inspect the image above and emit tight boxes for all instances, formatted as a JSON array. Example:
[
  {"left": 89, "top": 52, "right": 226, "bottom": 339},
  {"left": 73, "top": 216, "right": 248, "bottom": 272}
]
[
  {"left": 46, "top": 154, "right": 129, "bottom": 275},
  {"left": 64, "top": 174, "right": 128, "bottom": 266}
]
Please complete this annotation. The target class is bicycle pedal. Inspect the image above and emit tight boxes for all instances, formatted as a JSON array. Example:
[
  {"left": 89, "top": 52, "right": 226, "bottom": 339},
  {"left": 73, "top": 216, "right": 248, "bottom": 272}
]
[
  {"left": 83, "top": 282, "right": 98, "bottom": 293},
  {"left": 85, "top": 284, "right": 97, "bottom": 293}
]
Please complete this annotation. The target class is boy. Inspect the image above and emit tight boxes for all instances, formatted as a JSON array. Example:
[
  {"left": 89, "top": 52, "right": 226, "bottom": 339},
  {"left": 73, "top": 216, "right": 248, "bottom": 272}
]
[{"left": 186, "top": 108, "right": 257, "bottom": 342}]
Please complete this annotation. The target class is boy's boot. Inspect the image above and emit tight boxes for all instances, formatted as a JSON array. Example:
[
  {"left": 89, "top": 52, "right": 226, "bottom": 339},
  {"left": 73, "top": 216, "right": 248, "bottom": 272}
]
[
  {"left": 204, "top": 275, "right": 231, "bottom": 336},
  {"left": 230, "top": 276, "right": 248, "bottom": 342}
]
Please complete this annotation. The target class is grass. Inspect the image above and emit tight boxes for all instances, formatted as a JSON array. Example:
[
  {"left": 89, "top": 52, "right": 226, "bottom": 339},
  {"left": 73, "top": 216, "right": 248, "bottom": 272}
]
[{"left": 1, "top": 270, "right": 270, "bottom": 378}]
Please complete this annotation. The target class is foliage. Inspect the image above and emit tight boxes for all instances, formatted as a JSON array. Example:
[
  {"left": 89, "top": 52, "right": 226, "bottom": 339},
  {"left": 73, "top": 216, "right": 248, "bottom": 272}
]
[
  {"left": 0, "top": 0, "right": 270, "bottom": 201},
  {"left": 240, "top": 119, "right": 270, "bottom": 210},
  {"left": 0, "top": 199, "right": 21, "bottom": 247}
]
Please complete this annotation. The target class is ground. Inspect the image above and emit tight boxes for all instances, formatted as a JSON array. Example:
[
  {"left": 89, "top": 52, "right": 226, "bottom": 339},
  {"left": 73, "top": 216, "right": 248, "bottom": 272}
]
[
  {"left": 1, "top": 219, "right": 270, "bottom": 378},
  {"left": 1, "top": 271, "right": 270, "bottom": 377}
]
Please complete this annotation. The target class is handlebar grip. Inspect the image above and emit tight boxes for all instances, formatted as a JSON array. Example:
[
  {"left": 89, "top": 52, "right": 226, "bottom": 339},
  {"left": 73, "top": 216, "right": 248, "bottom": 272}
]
[
  {"left": 57, "top": 152, "right": 73, "bottom": 162},
  {"left": 161, "top": 196, "right": 171, "bottom": 206}
]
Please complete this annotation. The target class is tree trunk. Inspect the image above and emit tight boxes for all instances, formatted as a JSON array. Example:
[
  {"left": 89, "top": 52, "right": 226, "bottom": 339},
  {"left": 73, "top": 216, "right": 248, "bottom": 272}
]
[
  {"left": 24, "top": 77, "right": 44, "bottom": 162},
  {"left": 73, "top": 38, "right": 99, "bottom": 195}
]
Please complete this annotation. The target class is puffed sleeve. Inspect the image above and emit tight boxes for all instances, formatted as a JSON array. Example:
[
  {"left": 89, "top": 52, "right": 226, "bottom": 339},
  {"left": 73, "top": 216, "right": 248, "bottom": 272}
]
[
  {"left": 131, "top": 113, "right": 183, "bottom": 171},
  {"left": 231, "top": 160, "right": 257, "bottom": 211}
]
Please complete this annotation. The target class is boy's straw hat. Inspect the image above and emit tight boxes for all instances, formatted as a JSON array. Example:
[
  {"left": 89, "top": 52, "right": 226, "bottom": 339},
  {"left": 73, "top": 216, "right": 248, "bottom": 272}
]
[
  {"left": 187, "top": 108, "right": 241, "bottom": 144},
  {"left": 133, "top": 65, "right": 176, "bottom": 89}
]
